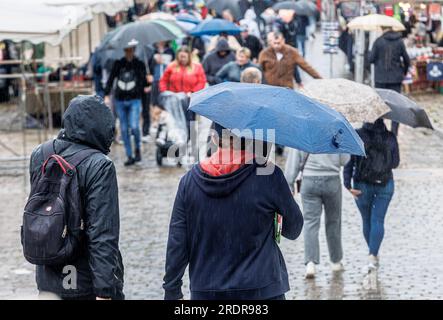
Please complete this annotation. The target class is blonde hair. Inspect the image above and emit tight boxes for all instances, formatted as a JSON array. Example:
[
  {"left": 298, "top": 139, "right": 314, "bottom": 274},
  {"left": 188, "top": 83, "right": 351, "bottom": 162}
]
[{"left": 236, "top": 47, "right": 251, "bottom": 59}]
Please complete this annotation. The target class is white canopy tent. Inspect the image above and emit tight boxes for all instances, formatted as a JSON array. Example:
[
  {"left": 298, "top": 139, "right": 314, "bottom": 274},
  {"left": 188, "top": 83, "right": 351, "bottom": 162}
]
[
  {"left": 42, "top": 0, "right": 133, "bottom": 16},
  {"left": 0, "top": 0, "right": 94, "bottom": 46}
]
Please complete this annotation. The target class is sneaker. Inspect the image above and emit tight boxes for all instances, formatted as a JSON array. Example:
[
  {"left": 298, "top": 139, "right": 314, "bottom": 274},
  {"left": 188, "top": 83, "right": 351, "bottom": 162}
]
[
  {"left": 368, "top": 255, "right": 379, "bottom": 270},
  {"left": 134, "top": 149, "right": 141, "bottom": 162},
  {"left": 305, "top": 262, "right": 316, "bottom": 279},
  {"left": 331, "top": 261, "right": 344, "bottom": 272},
  {"left": 141, "top": 135, "right": 151, "bottom": 143},
  {"left": 124, "top": 157, "right": 136, "bottom": 166}
]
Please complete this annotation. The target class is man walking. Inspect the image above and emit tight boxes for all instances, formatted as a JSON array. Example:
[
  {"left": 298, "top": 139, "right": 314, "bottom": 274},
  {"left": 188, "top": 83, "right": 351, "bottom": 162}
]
[
  {"left": 259, "top": 31, "right": 321, "bottom": 88},
  {"left": 202, "top": 38, "right": 235, "bottom": 86},
  {"left": 369, "top": 27, "right": 410, "bottom": 136},
  {"left": 27, "top": 95, "right": 124, "bottom": 300},
  {"left": 104, "top": 39, "right": 149, "bottom": 166}
]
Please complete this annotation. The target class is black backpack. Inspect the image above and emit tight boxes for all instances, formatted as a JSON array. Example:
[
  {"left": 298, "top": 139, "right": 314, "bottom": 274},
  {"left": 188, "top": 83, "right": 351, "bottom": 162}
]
[
  {"left": 21, "top": 140, "right": 100, "bottom": 266},
  {"left": 357, "top": 132, "right": 393, "bottom": 185}
]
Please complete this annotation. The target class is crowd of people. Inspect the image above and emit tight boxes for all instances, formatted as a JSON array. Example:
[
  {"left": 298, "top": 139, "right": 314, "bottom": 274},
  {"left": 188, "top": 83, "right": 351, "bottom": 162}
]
[{"left": 20, "top": 1, "right": 408, "bottom": 300}]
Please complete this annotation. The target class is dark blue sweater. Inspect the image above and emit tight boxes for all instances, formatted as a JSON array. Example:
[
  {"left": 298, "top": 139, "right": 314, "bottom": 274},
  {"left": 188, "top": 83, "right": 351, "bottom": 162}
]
[
  {"left": 163, "top": 162, "right": 304, "bottom": 300},
  {"left": 343, "top": 120, "right": 400, "bottom": 189}
]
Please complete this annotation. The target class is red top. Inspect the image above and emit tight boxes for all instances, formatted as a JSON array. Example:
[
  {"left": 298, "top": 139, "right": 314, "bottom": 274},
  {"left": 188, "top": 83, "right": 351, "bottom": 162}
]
[
  {"left": 159, "top": 61, "right": 207, "bottom": 93},
  {"left": 200, "top": 148, "right": 256, "bottom": 176}
]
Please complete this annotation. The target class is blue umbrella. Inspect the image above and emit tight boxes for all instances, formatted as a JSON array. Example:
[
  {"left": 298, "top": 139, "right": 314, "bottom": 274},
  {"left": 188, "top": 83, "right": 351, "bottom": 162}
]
[
  {"left": 176, "top": 13, "right": 201, "bottom": 24},
  {"left": 189, "top": 82, "right": 366, "bottom": 155},
  {"left": 189, "top": 18, "right": 242, "bottom": 36}
]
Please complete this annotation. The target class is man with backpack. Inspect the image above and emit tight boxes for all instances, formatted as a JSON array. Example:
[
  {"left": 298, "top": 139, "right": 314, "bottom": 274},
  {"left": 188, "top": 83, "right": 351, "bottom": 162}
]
[
  {"left": 22, "top": 95, "right": 124, "bottom": 300},
  {"left": 104, "top": 39, "right": 149, "bottom": 166},
  {"left": 343, "top": 119, "right": 400, "bottom": 273}
]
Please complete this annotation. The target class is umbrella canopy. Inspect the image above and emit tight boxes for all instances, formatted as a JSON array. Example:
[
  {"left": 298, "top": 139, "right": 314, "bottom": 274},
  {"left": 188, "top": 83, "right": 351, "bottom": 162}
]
[
  {"left": 206, "top": 0, "right": 244, "bottom": 21},
  {"left": 176, "top": 13, "right": 201, "bottom": 24},
  {"left": 376, "top": 89, "right": 434, "bottom": 129},
  {"left": 273, "top": 0, "right": 317, "bottom": 16},
  {"left": 151, "top": 20, "right": 187, "bottom": 36},
  {"left": 190, "top": 18, "right": 242, "bottom": 36},
  {"left": 106, "top": 20, "right": 185, "bottom": 50},
  {"left": 189, "top": 82, "right": 365, "bottom": 155},
  {"left": 139, "top": 11, "right": 176, "bottom": 21},
  {"left": 301, "top": 78, "right": 391, "bottom": 123},
  {"left": 348, "top": 14, "right": 405, "bottom": 32}
]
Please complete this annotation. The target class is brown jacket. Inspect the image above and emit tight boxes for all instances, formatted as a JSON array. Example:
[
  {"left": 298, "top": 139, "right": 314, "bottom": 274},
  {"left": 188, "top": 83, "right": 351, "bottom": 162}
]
[{"left": 258, "top": 45, "right": 321, "bottom": 88}]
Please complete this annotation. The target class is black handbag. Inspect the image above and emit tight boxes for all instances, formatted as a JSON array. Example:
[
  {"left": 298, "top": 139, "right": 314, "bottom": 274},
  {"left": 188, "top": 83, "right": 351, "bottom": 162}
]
[{"left": 295, "top": 153, "right": 310, "bottom": 193}]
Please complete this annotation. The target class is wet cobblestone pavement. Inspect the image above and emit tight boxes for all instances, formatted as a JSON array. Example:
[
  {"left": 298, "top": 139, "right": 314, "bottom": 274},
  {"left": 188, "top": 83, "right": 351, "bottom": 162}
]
[{"left": 1, "top": 36, "right": 443, "bottom": 300}]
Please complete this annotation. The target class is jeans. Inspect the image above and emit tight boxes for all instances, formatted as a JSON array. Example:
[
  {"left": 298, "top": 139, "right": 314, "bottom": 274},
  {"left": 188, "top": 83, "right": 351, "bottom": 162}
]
[
  {"left": 375, "top": 82, "right": 401, "bottom": 136},
  {"left": 301, "top": 176, "right": 343, "bottom": 265},
  {"left": 115, "top": 99, "right": 141, "bottom": 158},
  {"left": 354, "top": 179, "right": 395, "bottom": 256},
  {"left": 141, "top": 92, "right": 151, "bottom": 136},
  {"left": 296, "top": 35, "right": 307, "bottom": 57}
]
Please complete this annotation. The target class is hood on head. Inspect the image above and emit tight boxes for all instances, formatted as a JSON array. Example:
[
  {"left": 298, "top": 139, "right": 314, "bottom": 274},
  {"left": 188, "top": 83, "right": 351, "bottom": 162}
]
[
  {"left": 362, "top": 118, "right": 387, "bottom": 133},
  {"left": 215, "top": 38, "right": 231, "bottom": 53},
  {"left": 60, "top": 95, "right": 115, "bottom": 154},
  {"left": 383, "top": 31, "right": 402, "bottom": 41}
]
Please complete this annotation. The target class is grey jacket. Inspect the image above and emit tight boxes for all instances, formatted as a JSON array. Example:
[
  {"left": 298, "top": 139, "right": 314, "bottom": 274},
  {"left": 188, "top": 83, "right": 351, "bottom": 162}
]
[{"left": 284, "top": 148, "right": 350, "bottom": 192}]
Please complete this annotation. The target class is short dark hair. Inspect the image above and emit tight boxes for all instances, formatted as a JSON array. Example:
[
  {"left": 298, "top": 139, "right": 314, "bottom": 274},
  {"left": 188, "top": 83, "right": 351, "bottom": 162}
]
[{"left": 273, "top": 31, "right": 284, "bottom": 40}]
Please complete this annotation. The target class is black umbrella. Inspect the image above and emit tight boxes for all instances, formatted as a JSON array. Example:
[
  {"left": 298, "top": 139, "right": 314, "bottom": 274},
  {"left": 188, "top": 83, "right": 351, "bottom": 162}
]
[
  {"left": 206, "top": 0, "right": 245, "bottom": 21},
  {"left": 107, "top": 20, "right": 185, "bottom": 50},
  {"left": 273, "top": 0, "right": 317, "bottom": 16},
  {"left": 376, "top": 89, "right": 434, "bottom": 129}
]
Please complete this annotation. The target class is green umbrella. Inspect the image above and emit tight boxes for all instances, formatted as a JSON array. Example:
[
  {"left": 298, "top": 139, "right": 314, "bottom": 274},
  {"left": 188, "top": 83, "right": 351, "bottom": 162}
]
[{"left": 151, "top": 20, "right": 187, "bottom": 38}]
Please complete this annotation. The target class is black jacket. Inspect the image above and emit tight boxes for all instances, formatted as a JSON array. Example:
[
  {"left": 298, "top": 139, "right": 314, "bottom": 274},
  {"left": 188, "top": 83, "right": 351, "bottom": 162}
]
[
  {"left": 369, "top": 31, "right": 410, "bottom": 84},
  {"left": 343, "top": 119, "right": 400, "bottom": 189},
  {"left": 104, "top": 57, "right": 148, "bottom": 101},
  {"left": 163, "top": 163, "right": 303, "bottom": 300},
  {"left": 240, "top": 34, "right": 263, "bottom": 60},
  {"left": 30, "top": 95, "right": 124, "bottom": 299},
  {"left": 202, "top": 39, "right": 235, "bottom": 85}
]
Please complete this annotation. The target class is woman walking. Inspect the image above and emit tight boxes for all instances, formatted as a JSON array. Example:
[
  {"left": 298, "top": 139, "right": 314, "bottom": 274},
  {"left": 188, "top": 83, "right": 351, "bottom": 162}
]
[
  {"left": 343, "top": 119, "right": 400, "bottom": 271},
  {"left": 285, "top": 150, "right": 350, "bottom": 278}
]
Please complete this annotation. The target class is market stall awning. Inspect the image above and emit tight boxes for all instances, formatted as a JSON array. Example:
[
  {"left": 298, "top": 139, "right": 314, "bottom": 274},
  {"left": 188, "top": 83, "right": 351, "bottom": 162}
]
[
  {"left": 0, "top": 0, "right": 93, "bottom": 45},
  {"left": 42, "top": 0, "right": 133, "bottom": 16}
]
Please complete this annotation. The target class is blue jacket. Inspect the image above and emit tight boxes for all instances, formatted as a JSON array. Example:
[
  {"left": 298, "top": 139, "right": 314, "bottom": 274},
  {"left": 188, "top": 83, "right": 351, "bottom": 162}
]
[{"left": 163, "top": 162, "right": 303, "bottom": 300}]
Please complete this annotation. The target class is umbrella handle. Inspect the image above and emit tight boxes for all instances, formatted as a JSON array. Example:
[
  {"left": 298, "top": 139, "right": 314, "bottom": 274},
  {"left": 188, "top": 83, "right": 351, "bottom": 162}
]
[{"left": 332, "top": 129, "right": 344, "bottom": 148}]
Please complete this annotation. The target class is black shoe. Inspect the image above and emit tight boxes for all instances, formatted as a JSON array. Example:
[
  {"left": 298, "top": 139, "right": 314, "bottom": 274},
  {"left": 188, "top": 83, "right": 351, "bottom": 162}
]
[
  {"left": 124, "top": 157, "right": 136, "bottom": 166},
  {"left": 134, "top": 149, "right": 141, "bottom": 162}
]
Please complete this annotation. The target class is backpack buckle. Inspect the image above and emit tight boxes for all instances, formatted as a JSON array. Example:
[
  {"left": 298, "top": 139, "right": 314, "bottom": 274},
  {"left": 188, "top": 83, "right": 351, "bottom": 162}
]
[{"left": 66, "top": 169, "right": 74, "bottom": 176}]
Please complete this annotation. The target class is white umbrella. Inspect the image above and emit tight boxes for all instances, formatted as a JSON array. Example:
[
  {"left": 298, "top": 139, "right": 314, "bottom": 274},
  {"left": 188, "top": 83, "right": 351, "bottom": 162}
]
[
  {"left": 301, "top": 78, "right": 391, "bottom": 123},
  {"left": 348, "top": 14, "right": 405, "bottom": 32}
]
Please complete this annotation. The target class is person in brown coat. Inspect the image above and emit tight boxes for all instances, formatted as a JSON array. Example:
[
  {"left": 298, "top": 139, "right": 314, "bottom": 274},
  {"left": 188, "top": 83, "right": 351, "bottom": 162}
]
[{"left": 259, "top": 31, "right": 321, "bottom": 88}]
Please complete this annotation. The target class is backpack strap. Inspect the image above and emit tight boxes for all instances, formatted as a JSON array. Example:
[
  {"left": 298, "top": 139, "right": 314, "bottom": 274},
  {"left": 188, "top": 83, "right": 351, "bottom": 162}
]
[{"left": 68, "top": 148, "right": 102, "bottom": 168}]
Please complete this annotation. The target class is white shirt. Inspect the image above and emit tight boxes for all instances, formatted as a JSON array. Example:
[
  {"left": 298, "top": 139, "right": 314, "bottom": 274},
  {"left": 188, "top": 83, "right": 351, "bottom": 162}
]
[{"left": 276, "top": 52, "right": 283, "bottom": 61}]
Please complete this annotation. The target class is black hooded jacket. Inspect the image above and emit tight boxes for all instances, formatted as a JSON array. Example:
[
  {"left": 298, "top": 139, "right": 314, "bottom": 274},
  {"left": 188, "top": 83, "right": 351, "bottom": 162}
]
[
  {"left": 202, "top": 39, "right": 236, "bottom": 85},
  {"left": 29, "top": 95, "right": 124, "bottom": 299},
  {"left": 343, "top": 119, "right": 400, "bottom": 189},
  {"left": 369, "top": 31, "right": 410, "bottom": 84}
]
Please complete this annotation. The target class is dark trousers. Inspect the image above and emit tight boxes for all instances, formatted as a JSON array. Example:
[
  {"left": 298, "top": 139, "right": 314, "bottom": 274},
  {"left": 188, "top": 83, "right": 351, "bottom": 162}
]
[
  {"left": 375, "top": 82, "right": 401, "bottom": 136},
  {"left": 141, "top": 92, "right": 151, "bottom": 136}
]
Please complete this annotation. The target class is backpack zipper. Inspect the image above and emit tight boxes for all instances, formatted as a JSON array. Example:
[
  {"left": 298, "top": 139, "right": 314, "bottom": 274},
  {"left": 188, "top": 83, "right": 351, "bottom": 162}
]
[{"left": 62, "top": 225, "right": 68, "bottom": 238}]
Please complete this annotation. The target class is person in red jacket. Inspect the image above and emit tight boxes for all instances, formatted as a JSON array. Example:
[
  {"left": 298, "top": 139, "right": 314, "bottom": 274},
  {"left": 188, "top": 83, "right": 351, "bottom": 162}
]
[
  {"left": 159, "top": 47, "right": 206, "bottom": 155},
  {"left": 159, "top": 46, "right": 206, "bottom": 94}
]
